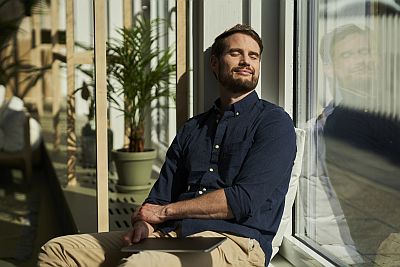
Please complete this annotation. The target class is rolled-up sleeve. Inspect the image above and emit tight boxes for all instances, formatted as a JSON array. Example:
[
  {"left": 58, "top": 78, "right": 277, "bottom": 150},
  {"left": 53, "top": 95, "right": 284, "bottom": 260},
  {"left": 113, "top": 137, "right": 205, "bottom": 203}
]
[{"left": 224, "top": 109, "right": 296, "bottom": 221}]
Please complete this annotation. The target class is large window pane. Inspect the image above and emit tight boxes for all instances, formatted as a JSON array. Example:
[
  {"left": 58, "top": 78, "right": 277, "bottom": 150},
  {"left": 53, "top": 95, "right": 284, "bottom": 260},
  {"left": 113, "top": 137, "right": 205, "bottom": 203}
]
[
  {"left": 107, "top": 0, "right": 177, "bottom": 231},
  {"left": 296, "top": 1, "right": 400, "bottom": 266}
]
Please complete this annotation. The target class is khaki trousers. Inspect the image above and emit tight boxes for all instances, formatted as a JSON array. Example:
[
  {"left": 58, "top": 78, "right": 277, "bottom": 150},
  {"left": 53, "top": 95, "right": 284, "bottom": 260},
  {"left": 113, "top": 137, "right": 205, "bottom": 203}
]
[{"left": 38, "top": 230, "right": 265, "bottom": 267}]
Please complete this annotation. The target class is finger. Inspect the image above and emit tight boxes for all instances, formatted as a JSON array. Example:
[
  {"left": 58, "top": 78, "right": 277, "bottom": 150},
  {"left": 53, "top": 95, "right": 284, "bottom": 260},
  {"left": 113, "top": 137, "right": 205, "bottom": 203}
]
[
  {"left": 134, "top": 206, "right": 142, "bottom": 215},
  {"left": 132, "top": 207, "right": 139, "bottom": 216},
  {"left": 122, "top": 229, "right": 134, "bottom": 246},
  {"left": 131, "top": 212, "right": 143, "bottom": 225},
  {"left": 141, "top": 228, "right": 148, "bottom": 240},
  {"left": 132, "top": 227, "right": 143, "bottom": 243},
  {"left": 131, "top": 209, "right": 143, "bottom": 225}
]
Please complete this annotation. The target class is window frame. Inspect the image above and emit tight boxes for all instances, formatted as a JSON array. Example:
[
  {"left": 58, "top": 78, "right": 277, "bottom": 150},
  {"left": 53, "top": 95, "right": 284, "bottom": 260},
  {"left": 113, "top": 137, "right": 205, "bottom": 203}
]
[{"left": 281, "top": 0, "right": 342, "bottom": 265}]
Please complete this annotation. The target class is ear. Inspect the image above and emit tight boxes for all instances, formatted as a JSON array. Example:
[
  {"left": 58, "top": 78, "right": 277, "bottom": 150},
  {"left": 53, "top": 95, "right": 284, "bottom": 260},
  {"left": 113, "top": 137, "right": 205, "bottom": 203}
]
[
  {"left": 210, "top": 55, "right": 219, "bottom": 77},
  {"left": 322, "top": 63, "right": 334, "bottom": 80}
]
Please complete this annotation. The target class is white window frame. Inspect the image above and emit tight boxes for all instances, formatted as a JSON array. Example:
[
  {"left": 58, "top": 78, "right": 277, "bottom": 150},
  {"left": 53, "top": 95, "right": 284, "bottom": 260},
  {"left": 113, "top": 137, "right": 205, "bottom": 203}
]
[{"left": 277, "top": 0, "right": 331, "bottom": 265}]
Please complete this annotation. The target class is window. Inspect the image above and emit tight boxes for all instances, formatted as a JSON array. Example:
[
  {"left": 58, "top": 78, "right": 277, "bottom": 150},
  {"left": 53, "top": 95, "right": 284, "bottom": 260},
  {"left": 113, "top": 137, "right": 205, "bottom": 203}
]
[
  {"left": 105, "top": 0, "right": 177, "bottom": 232},
  {"left": 295, "top": 0, "right": 400, "bottom": 265}
]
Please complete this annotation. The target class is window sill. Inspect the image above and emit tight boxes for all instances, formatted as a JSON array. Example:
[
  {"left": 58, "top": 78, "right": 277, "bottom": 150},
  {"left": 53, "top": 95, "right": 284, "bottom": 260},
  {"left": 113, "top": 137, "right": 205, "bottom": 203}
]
[{"left": 278, "top": 236, "right": 336, "bottom": 267}]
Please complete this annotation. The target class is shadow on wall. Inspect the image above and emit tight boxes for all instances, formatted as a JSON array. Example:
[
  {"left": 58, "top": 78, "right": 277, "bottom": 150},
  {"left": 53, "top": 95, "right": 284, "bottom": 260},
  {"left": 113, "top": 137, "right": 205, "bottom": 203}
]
[{"left": 201, "top": 48, "right": 219, "bottom": 113}]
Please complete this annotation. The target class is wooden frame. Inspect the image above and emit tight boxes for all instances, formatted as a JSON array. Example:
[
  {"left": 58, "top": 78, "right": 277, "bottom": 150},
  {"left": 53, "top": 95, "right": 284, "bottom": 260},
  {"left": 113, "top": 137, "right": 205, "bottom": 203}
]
[
  {"left": 176, "top": 0, "right": 189, "bottom": 129},
  {"left": 61, "top": 0, "right": 186, "bottom": 232},
  {"left": 93, "top": 0, "right": 109, "bottom": 232}
]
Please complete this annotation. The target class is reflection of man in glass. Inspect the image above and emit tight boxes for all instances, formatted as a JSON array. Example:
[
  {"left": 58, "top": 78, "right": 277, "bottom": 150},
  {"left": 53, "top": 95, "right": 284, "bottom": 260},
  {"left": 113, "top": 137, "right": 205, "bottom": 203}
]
[
  {"left": 319, "top": 24, "right": 400, "bottom": 263},
  {"left": 321, "top": 24, "right": 374, "bottom": 107},
  {"left": 300, "top": 25, "right": 385, "bottom": 265},
  {"left": 321, "top": 24, "right": 400, "bottom": 166}
]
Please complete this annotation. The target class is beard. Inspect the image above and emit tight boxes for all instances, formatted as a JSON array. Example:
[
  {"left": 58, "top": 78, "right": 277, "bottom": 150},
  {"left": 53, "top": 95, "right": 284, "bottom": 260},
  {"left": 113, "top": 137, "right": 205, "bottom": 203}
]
[{"left": 217, "top": 65, "right": 259, "bottom": 94}]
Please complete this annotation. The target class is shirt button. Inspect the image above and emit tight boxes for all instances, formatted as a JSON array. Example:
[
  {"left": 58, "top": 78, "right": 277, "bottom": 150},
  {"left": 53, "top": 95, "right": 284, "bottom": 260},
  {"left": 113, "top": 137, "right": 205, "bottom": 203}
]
[
  {"left": 216, "top": 119, "right": 219, "bottom": 123},
  {"left": 209, "top": 167, "right": 214, "bottom": 172},
  {"left": 214, "top": 144, "right": 219, "bottom": 149},
  {"left": 235, "top": 111, "right": 240, "bottom": 116},
  {"left": 198, "top": 190, "right": 203, "bottom": 195}
]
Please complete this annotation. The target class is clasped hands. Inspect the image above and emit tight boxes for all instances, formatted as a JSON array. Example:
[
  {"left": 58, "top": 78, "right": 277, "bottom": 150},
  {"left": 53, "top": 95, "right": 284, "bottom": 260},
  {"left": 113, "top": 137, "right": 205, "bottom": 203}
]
[{"left": 122, "top": 203, "right": 169, "bottom": 245}]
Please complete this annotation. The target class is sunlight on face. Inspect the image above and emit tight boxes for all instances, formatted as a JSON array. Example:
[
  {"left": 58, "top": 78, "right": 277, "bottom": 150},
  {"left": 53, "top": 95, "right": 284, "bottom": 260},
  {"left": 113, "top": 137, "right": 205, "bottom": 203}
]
[
  {"left": 214, "top": 33, "right": 261, "bottom": 94},
  {"left": 332, "top": 33, "right": 375, "bottom": 90}
]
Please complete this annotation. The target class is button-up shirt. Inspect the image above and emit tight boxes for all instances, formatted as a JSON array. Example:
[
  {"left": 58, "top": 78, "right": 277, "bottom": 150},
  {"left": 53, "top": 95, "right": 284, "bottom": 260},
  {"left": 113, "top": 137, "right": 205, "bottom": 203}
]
[{"left": 145, "top": 91, "right": 296, "bottom": 264}]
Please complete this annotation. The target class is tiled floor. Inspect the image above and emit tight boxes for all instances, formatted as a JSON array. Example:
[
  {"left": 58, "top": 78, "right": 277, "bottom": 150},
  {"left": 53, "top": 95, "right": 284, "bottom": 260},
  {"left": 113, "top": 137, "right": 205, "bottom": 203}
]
[
  {"left": 0, "top": 165, "right": 63, "bottom": 266},
  {"left": 40, "top": 105, "right": 156, "bottom": 233},
  {"left": 325, "top": 139, "right": 400, "bottom": 266}
]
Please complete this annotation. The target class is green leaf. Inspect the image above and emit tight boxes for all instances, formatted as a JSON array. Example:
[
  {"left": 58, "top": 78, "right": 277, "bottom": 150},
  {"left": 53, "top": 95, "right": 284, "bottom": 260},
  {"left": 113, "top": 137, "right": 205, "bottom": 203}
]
[{"left": 106, "top": 15, "right": 176, "bottom": 152}]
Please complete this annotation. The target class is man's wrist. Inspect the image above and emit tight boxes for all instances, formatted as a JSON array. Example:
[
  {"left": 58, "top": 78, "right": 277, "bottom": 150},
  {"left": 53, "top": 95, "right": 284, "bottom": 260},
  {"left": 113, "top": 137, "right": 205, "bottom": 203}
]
[{"left": 164, "top": 203, "right": 177, "bottom": 220}]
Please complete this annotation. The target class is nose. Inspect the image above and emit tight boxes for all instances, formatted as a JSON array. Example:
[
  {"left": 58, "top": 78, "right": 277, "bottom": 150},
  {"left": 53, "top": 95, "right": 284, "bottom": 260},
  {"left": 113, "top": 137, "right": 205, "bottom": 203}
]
[
  {"left": 239, "top": 55, "right": 250, "bottom": 66},
  {"left": 352, "top": 54, "right": 369, "bottom": 69}
]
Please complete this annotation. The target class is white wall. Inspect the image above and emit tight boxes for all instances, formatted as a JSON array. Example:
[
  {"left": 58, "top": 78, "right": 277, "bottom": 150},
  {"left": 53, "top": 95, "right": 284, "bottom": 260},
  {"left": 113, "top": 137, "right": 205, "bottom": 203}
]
[
  {"left": 74, "top": 0, "right": 92, "bottom": 117},
  {"left": 190, "top": 0, "right": 281, "bottom": 115},
  {"left": 105, "top": 0, "right": 149, "bottom": 150},
  {"left": 261, "top": 0, "right": 280, "bottom": 104},
  {"left": 107, "top": 0, "right": 125, "bottom": 150}
]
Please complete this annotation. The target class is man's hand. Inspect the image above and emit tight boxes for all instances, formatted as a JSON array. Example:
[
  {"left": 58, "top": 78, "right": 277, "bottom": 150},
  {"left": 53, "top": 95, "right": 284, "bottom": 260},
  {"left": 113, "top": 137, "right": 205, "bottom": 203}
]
[
  {"left": 131, "top": 189, "right": 232, "bottom": 227},
  {"left": 131, "top": 203, "right": 168, "bottom": 225},
  {"left": 122, "top": 220, "right": 154, "bottom": 245}
]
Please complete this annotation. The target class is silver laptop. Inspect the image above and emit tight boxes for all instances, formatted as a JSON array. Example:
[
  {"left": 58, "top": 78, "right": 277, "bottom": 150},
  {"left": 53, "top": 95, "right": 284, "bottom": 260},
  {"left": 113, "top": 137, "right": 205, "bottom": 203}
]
[{"left": 121, "top": 237, "right": 227, "bottom": 253}]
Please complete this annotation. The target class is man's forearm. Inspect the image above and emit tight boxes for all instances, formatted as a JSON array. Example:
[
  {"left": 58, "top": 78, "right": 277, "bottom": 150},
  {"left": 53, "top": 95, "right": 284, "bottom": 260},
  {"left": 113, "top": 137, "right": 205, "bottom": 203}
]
[
  {"left": 133, "top": 189, "right": 234, "bottom": 224},
  {"left": 164, "top": 189, "right": 234, "bottom": 220}
]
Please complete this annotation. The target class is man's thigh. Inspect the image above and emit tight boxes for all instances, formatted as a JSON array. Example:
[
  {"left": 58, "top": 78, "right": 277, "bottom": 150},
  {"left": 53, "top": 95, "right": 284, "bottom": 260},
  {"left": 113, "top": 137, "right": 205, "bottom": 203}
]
[
  {"left": 38, "top": 231, "right": 127, "bottom": 266},
  {"left": 119, "top": 231, "right": 265, "bottom": 267}
]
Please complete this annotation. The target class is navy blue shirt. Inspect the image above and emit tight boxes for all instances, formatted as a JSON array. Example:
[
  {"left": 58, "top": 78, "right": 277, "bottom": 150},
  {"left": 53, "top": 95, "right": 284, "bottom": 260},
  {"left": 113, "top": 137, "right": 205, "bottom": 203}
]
[{"left": 145, "top": 91, "right": 296, "bottom": 264}]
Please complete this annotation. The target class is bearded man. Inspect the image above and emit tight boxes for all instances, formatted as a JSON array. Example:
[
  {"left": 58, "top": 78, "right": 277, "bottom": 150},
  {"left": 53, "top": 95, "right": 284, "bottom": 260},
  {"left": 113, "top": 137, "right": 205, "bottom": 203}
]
[{"left": 38, "top": 24, "right": 296, "bottom": 267}]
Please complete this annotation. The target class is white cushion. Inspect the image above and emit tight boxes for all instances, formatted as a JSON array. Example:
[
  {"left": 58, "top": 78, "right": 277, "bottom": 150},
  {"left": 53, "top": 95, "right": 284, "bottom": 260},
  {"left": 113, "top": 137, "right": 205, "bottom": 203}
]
[
  {"left": 29, "top": 117, "right": 42, "bottom": 151},
  {"left": 7, "top": 95, "right": 24, "bottom": 111},
  {"left": 271, "top": 128, "right": 306, "bottom": 258},
  {"left": 0, "top": 97, "right": 26, "bottom": 152},
  {"left": 0, "top": 96, "right": 42, "bottom": 152},
  {"left": 0, "top": 85, "right": 5, "bottom": 106}
]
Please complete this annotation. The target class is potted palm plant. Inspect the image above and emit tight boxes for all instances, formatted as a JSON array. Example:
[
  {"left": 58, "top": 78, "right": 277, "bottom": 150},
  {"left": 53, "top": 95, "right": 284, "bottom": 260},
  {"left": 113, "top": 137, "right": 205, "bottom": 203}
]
[{"left": 107, "top": 15, "right": 175, "bottom": 192}]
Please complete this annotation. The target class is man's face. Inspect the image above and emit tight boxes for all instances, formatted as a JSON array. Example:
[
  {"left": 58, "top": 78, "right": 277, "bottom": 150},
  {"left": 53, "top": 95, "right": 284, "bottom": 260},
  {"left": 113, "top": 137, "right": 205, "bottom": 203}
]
[
  {"left": 211, "top": 33, "right": 261, "bottom": 94},
  {"left": 331, "top": 33, "right": 375, "bottom": 89}
]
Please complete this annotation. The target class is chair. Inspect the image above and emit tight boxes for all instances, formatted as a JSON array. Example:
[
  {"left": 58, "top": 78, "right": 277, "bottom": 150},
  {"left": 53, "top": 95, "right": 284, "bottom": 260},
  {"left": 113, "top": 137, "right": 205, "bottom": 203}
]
[{"left": 270, "top": 128, "right": 306, "bottom": 259}]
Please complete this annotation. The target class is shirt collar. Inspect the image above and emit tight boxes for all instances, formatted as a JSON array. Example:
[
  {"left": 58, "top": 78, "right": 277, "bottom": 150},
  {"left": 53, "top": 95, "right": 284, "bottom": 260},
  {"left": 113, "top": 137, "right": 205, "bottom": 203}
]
[{"left": 212, "top": 90, "right": 259, "bottom": 115}]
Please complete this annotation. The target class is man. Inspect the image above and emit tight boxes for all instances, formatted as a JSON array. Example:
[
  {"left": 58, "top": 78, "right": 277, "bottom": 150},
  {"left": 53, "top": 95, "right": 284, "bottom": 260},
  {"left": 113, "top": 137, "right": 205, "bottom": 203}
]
[
  {"left": 38, "top": 24, "right": 296, "bottom": 267},
  {"left": 319, "top": 24, "right": 400, "bottom": 163},
  {"left": 319, "top": 24, "right": 375, "bottom": 112},
  {"left": 306, "top": 24, "right": 400, "bottom": 264},
  {"left": 298, "top": 25, "right": 372, "bottom": 265}
]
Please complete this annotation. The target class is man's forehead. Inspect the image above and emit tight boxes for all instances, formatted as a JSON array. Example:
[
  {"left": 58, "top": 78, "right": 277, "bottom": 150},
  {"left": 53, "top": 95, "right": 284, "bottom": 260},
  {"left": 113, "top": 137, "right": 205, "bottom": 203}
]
[
  {"left": 334, "top": 33, "right": 368, "bottom": 51},
  {"left": 223, "top": 33, "right": 261, "bottom": 51}
]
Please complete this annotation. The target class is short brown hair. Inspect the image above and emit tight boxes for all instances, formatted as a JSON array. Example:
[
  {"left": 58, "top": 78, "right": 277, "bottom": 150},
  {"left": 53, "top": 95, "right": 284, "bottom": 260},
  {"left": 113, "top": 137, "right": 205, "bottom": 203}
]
[
  {"left": 211, "top": 24, "right": 263, "bottom": 58},
  {"left": 320, "top": 24, "right": 369, "bottom": 64}
]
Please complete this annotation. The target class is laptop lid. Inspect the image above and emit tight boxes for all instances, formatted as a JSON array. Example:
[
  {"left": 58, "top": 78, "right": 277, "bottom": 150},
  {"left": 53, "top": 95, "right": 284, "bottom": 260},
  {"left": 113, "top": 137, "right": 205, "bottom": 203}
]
[{"left": 121, "top": 237, "right": 227, "bottom": 253}]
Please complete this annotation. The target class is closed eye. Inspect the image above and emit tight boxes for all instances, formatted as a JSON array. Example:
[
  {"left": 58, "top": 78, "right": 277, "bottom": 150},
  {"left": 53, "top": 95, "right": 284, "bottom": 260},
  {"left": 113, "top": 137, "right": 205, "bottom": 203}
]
[
  {"left": 230, "top": 51, "right": 241, "bottom": 57},
  {"left": 249, "top": 52, "right": 260, "bottom": 60}
]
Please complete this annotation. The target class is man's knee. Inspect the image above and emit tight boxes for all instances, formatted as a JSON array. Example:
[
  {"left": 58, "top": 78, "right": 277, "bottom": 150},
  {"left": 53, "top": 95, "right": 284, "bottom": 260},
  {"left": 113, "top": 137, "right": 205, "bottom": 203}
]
[
  {"left": 38, "top": 233, "right": 123, "bottom": 266},
  {"left": 38, "top": 234, "right": 100, "bottom": 266},
  {"left": 38, "top": 237, "right": 69, "bottom": 266}
]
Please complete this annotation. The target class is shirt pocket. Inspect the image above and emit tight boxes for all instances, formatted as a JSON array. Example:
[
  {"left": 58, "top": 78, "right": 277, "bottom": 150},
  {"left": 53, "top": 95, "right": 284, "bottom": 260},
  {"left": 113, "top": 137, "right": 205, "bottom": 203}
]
[
  {"left": 219, "top": 141, "right": 251, "bottom": 184},
  {"left": 261, "top": 199, "right": 272, "bottom": 212},
  {"left": 185, "top": 139, "right": 209, "bottom": 171}
]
